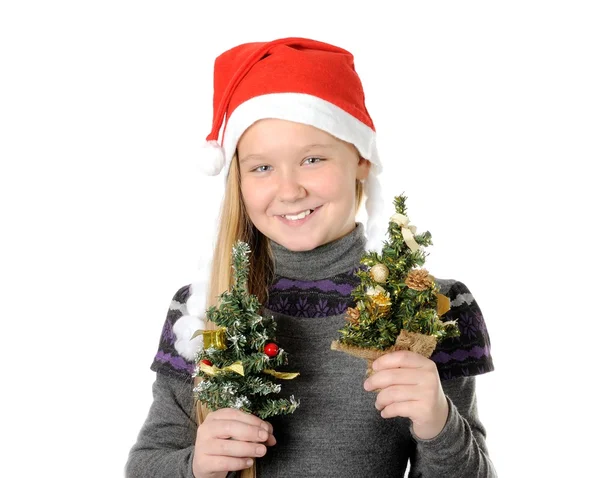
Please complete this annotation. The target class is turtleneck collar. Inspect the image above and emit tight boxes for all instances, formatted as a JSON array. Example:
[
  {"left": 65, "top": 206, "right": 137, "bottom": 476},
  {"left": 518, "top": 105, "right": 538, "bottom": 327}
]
[{"left": 269, "top": 223, "right": 367, "bottom": 281}]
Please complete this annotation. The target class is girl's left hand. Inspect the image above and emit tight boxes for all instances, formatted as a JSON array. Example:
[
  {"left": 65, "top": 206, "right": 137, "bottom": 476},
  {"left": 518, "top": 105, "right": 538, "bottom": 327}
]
[{"left": 363, "top": 350, "right": 449, "bottom": 440}]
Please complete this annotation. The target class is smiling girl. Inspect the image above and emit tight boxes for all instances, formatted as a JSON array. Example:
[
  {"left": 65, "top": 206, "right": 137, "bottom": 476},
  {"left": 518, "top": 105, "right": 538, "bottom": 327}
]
[
  {"left": 126, "top": 37, "right": 496, "bottom": 478},
  {"left": 238, "top": 119, "right": 370, "bottom": 252}
]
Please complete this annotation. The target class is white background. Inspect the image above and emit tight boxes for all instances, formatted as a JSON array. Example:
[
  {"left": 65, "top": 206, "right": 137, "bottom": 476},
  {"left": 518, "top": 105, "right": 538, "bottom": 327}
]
[{"left": 1, "top": 1, "right": 598, "bottom": 477}]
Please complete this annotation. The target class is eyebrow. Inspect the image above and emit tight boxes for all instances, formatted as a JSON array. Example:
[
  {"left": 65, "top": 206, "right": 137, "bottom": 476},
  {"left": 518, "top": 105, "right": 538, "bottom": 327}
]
[{"left": 239, "top": 143, "right": 336, "bottom": 164}]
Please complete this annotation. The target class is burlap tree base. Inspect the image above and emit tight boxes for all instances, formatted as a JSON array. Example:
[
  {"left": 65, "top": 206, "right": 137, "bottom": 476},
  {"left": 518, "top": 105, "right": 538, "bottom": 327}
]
[{"left": 331, "top": 329, "right": 438, "bottom": 377}]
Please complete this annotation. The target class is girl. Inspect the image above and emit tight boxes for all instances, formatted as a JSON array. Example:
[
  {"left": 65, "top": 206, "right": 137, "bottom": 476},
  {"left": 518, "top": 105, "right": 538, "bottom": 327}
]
[{"left": 126, "top": 37, "right": 496, "bottom": 478}]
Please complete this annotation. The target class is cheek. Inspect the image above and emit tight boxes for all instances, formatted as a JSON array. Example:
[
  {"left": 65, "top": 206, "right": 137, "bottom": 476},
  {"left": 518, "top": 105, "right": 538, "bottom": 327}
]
[
  {"left": 316, "top": 170, "right": 355, "bottom": 200},
  {"left": 239, "top": 181, "right": 254, "bottom": 211},
  {"left": 241, "top": 179, "right": 270, "bottom": 213}
]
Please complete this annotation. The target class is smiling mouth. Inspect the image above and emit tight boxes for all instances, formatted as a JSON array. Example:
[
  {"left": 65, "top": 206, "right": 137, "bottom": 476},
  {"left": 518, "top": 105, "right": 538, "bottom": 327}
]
[{"left": 277, "top": 206, "right": 321, "bottom": 222}]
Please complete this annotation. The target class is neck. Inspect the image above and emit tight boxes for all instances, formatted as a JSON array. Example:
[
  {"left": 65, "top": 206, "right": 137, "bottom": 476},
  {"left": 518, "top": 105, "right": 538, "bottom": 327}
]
[{"left": 269, "top": 223, "right": 366, "bottom": 281}]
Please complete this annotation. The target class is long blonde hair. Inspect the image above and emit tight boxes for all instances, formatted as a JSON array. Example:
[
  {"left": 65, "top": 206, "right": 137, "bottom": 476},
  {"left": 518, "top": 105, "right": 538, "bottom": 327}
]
[
  {"left": 204, "top": 153, "right": 273, "bottom": 323},
  {"left": 193, "top": 154, "right": 366, "bottom": 477},
  {"left": 204, "top": 153, "right": 365, "bottom": 322}
]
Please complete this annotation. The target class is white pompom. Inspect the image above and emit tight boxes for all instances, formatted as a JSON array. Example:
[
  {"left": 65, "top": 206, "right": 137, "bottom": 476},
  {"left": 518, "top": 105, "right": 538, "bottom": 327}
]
[
  {"left": 186, "top": 285, "right": 207, "bottom": 317},
  {"left": 199, "top": 140, "right": 225, "bottom": 176},
  {"left": 173, "top": 315, "right": 206, "bottom": 360}
]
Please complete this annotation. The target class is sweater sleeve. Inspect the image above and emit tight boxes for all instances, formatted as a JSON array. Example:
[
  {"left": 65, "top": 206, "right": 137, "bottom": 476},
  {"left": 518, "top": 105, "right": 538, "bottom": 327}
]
[
  {"left": 407, "top": 376, "right": 497, "bottom": 478},
  {"left": 125, "top": 372, "right": 198, "bottom": 477},
  {"left": 430, "top": 280, "right": 494, "bottom": 380},
  {"left": 125, "top": 283, "right": 199, "bottom": 478},
  {"left": 126, "top": 284, "right": 238, "bottom": 478}
]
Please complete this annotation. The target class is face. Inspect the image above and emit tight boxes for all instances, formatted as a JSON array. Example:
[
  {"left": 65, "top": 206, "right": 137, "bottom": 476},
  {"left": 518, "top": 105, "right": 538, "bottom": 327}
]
[{"left": 237, "top": 119, "right": 371, "bottom": 251}]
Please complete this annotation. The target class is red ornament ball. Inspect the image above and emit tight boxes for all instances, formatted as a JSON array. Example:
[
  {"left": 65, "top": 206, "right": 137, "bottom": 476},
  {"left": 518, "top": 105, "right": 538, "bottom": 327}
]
[
  {"left": 200, "top": 359, "right": 213, "bottom": 366},
  {"left": 264, "top": 343, "right": 279, "bottom": 358}
]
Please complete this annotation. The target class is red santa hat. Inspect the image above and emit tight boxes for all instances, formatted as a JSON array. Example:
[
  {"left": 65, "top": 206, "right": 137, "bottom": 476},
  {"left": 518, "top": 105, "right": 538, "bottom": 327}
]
[{"left": 199, "top": 37, "right": 386, "bottom": 251}]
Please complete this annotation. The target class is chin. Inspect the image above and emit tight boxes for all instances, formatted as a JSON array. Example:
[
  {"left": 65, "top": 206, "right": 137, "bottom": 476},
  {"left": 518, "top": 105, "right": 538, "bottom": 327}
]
[{"left": 273, "top": 233, "right": 325, "bottom": 252}]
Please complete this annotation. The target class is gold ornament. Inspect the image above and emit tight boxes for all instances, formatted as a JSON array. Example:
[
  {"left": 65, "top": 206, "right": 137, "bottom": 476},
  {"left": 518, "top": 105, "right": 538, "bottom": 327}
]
[
  {"left": 405, "top": 269, "right": 434, "bottom": 291},
  {"left": 345, "top": 307, "right": 360, "bottom": 324},
  {"left": 369, "top": 263, "right": 390, "bottom": 283},
  {"left": 191, "top": 327, "right": 228, "bottom": 350}
]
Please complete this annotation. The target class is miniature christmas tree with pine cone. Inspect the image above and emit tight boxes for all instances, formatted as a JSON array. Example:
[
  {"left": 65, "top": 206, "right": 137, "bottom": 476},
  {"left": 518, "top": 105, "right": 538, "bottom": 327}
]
[
  {"left": 192, "top": 241, "right": 299, "bottom": 419},
  {"left": 331, "top": 193, "right": 460, "bottom": 374}
]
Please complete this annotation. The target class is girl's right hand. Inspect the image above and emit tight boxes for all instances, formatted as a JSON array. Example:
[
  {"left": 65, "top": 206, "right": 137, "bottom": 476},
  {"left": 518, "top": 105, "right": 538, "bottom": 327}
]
[{"left": 192, "top": 408, "right": 276, "bottom": 478}]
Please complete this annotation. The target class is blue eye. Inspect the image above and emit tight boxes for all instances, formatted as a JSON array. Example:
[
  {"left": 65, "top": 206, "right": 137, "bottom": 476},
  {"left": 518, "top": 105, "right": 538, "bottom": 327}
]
[{"left": 252, "top": 165, "right": 272, "bottom": 173}]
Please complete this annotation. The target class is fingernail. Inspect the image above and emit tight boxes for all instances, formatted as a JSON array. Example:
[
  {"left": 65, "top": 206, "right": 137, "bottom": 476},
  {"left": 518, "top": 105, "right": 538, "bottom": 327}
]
[
  {"left": 246, "top": 459, "right": 253, "bottom": 467},
  {"left": 260, "top": 422, "right": 270, "bottom": 431},
  {"left": 255, "top": 445, "right": 266, "bottom": 456},
  {"left": 258, "top": 429, "right": 268, "bottom": 440}
]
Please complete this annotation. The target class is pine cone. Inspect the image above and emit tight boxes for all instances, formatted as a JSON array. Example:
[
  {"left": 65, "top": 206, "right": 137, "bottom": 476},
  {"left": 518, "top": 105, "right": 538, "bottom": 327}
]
[
  {"left": 367, "top": 292, "right": 392, "bottom": 319},
  {"left": 345, "top": 307, "right": 360, "bottom": 324},
  {"left": 405, "top": 269, "right": 433, "bottom": 291}
]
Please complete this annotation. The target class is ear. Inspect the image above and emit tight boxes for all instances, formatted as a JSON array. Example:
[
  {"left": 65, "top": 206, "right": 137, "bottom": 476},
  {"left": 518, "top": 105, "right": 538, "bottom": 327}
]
[{"left": 356, "top": 157, "right": 372, "bottom": 181}]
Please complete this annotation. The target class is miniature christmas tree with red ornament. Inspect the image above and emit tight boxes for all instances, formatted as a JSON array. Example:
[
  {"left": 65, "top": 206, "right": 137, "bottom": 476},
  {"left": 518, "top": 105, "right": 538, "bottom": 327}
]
[
  {"left": 331, "top": 193, "right": 460, "bottom": 374},
  {"left": 192, "top": 241, "right": 299, "bottom": 419}
]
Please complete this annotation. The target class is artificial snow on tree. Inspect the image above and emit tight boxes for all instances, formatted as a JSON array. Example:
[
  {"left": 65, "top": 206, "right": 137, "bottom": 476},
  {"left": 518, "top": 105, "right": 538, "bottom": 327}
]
[
  {"left": 331, "top": 193, "right": 460, "bottom": 376},
  {"left": 192, "top": 241, "right": 300, "bottom": 420}
]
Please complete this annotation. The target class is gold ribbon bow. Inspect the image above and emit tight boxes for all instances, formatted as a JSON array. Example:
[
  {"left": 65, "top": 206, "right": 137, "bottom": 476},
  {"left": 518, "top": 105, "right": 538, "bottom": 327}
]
[
  {"left": 262, "top": 369, "right": 300, "bottom": 380},
  {"left": 199, "top": 360, "right": 245, "bottom": 376},
  {"left": 390, "top": 213, "right": 420, "bottom": 253},
  {"left": 198, "top": 362, "right": 299, "bottom": 380},
  {"left": 191, "top": 327, "right": 227, "bottom": 350}
]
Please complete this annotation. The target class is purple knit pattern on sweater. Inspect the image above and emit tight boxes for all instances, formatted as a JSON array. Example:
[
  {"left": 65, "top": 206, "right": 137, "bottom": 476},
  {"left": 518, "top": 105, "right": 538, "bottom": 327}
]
[{"left": 150, "top": 276, "right": 494, "bottom": 381}]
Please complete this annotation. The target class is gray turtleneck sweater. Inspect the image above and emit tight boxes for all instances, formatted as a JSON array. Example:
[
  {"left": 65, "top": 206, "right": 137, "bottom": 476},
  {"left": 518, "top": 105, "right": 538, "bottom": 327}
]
[{"left": 126, "top": 224, "right": 497, "bottom": 477}]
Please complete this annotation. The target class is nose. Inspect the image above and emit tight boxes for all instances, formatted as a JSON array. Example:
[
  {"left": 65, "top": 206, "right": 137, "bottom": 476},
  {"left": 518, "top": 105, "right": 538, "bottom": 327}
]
[{"left": 276, "top": 172, "right": 307, "bottom": 203}]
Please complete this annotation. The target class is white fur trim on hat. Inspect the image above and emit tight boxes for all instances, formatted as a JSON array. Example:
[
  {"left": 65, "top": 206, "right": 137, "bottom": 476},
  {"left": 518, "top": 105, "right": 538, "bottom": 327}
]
[
  {"left": 222, "top": 92, "right": 381, "bottom": 175},
  {"left": 364, "top": 170, "right": 387, "bottom": 253},
  {"left": 173, "top": 315, "right": 205, "bottom": 361}
]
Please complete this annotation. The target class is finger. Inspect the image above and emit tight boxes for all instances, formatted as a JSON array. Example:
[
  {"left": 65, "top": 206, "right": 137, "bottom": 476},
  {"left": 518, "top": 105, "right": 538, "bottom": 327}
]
[
  {"left": 265, "top": 432, "right": 277, "bottom": 447},
  {"left": 205, "top": 418, "right": 271, "bottom": 444},
  {"left": 199, "top": 455, "right": 256, "bottom": 474},
  {"left": 262, "top": 420, "right": 275, "bottom": 435},
  {"left": 380, "top": 400, "right": 419, "bottom": 419},
  {"left": 208, "top": 408, "right": 272, "bottom": 433},
  {"left": 374, "top": 384, "right": 420, "bottom": 411},
  {"left": 364, "top": 368, "right": 422, "bottom": 391},
  {"left": 371, "top": 350, "right": 428, "bottom": 371},
  {"left": 208, "top": 408, "right": 273, "bottom": 434},
  {"left": 203, "top": 437, "right": 268, "bottom": 459}
]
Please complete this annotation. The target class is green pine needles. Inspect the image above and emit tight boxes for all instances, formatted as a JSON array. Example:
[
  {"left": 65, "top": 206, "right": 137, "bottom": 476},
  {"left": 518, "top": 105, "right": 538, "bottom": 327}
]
[
  {"left": 192, "top": 241, "right": 299, "bottom": 419},
  {"left": 337, "top": 193, "right": 460, "bottom": 351}
]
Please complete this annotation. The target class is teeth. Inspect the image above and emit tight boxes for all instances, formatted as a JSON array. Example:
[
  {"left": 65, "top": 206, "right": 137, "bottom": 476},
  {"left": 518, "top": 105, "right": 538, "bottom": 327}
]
[{"left": 283, "top": 209, "right": 312, "bottom": 221}]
